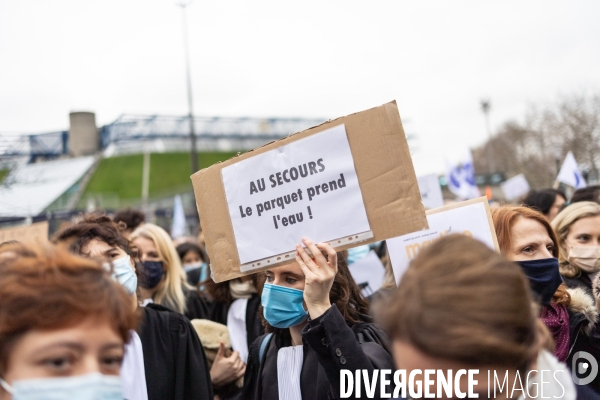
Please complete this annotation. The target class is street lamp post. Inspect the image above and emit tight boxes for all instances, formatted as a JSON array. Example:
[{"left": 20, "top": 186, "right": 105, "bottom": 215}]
[
  {"left": 480, "top": 99, "right": 494, "bottom": 174},
  {"left": 180, "top": 1, "right": 199, "bottom": 174}
]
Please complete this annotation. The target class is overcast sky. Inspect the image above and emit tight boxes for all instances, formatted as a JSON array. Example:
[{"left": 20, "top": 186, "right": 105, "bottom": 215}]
[{"left": 1, "top": 1, "right": 599, "bottom": 174}]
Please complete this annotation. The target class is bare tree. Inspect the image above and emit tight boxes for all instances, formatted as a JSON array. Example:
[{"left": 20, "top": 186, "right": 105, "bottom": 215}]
[{"left": 472, "top": 91, "right": 600, "bottom": 188}]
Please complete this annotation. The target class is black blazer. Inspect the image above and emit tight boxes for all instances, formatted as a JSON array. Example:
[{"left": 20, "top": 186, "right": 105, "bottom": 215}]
[
  {"left": 138, "top": 303, "right": 214, "bottom": 400},
  {"left": 243, "top": 304, "right": 394, "bottom": 400}
]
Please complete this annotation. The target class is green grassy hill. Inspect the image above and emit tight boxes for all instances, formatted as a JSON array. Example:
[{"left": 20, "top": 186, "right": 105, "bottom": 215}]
[
  {"left": 0, "top": 169, "right": 9, "bottom": 183},
  {"left": 82, "top": 151, "right": 237, "bottom": 202}
]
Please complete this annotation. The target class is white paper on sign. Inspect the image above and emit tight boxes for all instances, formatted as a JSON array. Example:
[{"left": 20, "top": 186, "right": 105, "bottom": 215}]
[
  {"left": 221, "top": 124, "right": 371, "bottom": 265},
  {"left": 417, "top": 174, "right": 444, "bottom": 209},
  {"left": 387, "top": 198, "right": 497, "bottom": 285},
  {"left": 500, "top": 174, "right": 530, "bottom": 201},
  {"left": 348, "top": 250, "right": 385, "bottom": 298}
]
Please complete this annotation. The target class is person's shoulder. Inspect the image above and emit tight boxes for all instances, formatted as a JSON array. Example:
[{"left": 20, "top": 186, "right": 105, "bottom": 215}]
[
  {"left": 564, "top": 274, "right": 593, "bottom": 291},
  {"left": 144, "top": 303, "right": 193, "bottom": 331},
  {"left": 349, "top": 315, "right": 392, "bottom": 352},
  {"left": 566, "top": 287, "right": 598, "bottom": 333},
  {"left": 145, "top": 302, "right": 177, "bottom": 313}
]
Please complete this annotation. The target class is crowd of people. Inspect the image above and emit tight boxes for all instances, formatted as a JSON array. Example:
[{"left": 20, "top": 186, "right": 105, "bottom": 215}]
[{"left": 1, "top": 185, "right": 600, "bottom": 399}]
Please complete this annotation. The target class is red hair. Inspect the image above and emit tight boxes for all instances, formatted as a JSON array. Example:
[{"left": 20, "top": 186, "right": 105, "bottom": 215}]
[
  {"left": 492, "top": 205, "right": 570, "bottom": 305},
  {"left": 0, "top": 242, "right": 139, "bottom": 374}
]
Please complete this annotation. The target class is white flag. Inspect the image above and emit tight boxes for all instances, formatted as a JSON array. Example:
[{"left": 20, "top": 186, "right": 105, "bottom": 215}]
[
  {"left": 445, "top": 149, "right": 480, "bottom": 200},
  {"left": 557, "top": 151, "right": 587, "bottom": 189},
  {"left": 171, "top": 195, "right": 187, "bottom": 239}
]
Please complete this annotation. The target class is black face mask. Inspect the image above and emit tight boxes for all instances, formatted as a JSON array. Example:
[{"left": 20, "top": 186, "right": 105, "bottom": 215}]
[
  {"left": 517, "top": 258, "right": 563, "bottom": 305},
  {"left": 141, "top": 260, "right": 164, "bottom": 289}
]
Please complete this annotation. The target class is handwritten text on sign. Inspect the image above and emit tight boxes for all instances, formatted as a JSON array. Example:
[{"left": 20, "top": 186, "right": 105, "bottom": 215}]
[{"left": 221, "top": 124, "right": 371, "bottom": 264}]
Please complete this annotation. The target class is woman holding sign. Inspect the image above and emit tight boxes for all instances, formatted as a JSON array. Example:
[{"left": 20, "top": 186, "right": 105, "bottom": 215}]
[{"left": 242, "top": 237, "right": 394, "bottom": 400}]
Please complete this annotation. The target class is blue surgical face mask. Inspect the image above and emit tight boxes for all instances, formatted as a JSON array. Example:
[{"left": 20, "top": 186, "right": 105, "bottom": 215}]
[
  {"left": 0, "top": 372, "right": 123, "bottom": 400},
  {"left": 141, "top": 260, "right": 164, "bottom": 289},
  {"left": 261, "top": 283, "right": 309, "bottom": 328},
  {"left": 183, "top": 261, "right": 205, "bottom": 273},
  {"left": 346, "top": 245, "right": 370, "bottom": 265},
  {"left": 104, "top": 255, "right": 137, "bottom": 295},
  {"left": 517, "top": 258, "right": 563, "bottom": 305}
]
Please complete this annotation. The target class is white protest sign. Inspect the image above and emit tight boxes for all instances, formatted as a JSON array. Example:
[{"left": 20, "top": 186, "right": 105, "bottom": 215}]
[
  {"left": 348, "top": 250, "right": 386, "bottom": 298},
  {"left": 500, "top": 174, "right": 530, "bottom": 201},
  {"left": 387, "top": 197, "right": 499, "bottom": 284},
  {"left": 221, "top": 124, "right": 371, "bottom": 267},
  {"left": 418, "top": 174, "right": 444, "bottom": 209}
]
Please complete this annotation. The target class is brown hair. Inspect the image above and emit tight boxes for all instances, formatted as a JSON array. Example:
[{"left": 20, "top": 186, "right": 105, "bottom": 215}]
[
  {"left": 0, "top": 242, "right": 139, "bottom": 375},
  {"left": 257, "top": 251, "right": 370, "bottom": 333},
  {"left": 113, "top": 208, "right": 145, "bottom": 232},
  {"left": 551, "top": 201, "right": 600, "bottom": 278},
  {"left": 379, "top": 235, "right": 540, "bottom": 373},
  {"left": 52, "top": 214, "right": 131, "bottom": 256},
  {"left": 492, "top": 205, "right": 570, "bottom": 306}
]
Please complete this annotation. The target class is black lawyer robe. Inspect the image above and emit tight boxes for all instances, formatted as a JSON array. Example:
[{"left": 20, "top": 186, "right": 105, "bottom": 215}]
[
  {"left": 242, "top": 304, "right": 394, "bottom": 400},
  {"left": 138, "top": 303, "right": 214, "bottom": 400}
]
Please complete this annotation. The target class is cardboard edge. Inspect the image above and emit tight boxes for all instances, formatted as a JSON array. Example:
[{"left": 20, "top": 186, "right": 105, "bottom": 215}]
[
  {"left": 426, "top": 196, "right": 500, "bottom": 252},
  {"left": 193, "top": 100, "right": 428, "bottom": 282}
]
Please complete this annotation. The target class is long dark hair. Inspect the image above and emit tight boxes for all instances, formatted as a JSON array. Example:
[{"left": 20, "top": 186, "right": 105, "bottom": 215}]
[
  {"left": 522, "top": 189, "right": 565, "bottom": 216},
  {"left": 257, "top": 251, "right": 370, "bottom": 333},
  {"left": 176, "top": 242, "right": 208, "bottom": 265}
]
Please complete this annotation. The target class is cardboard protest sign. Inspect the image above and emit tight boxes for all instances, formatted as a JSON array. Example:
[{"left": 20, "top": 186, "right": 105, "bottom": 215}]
[
  {"left": 0, "top": 221, "right": 49, "bottom": 244},
  {"left": 348, "top": 251, "right": 386, "bottom": 298},
  {"left": 222, "top": 124, "right": 371, "bottom": 265},
  {"left": 500, "top": 173, "right": 530, "bottom": 201},
  {"left": 387, "top": 197, "right": 499, "bottom": 285},
  {"left": 417, "top": 173, "right": 444, "bottom": 209},
  {"left": 192, "top": 101, "right": 427, "bottom": 282}
]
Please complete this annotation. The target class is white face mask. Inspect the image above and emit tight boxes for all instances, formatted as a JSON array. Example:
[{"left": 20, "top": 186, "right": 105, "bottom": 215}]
[
  {"left": 568, "top": 246, "right": 600, "bottom": 273},
  {"left": 104, "top": 255, "right": 137, "bottom": 295},
  {"left": 0, "top": 372, "right": 123, "bottom": 400}
]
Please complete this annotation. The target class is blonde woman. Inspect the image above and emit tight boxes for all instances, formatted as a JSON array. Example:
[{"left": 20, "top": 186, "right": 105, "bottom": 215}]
[
  {"left": 131, "top": 224, "right": 208, "bottom": 320},
  {"left": 551, "top": 201, "right": 600, "bottom": 295}
]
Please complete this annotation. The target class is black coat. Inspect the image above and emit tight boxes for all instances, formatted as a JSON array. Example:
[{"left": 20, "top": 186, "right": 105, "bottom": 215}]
[
  {"left": 564, "top": 289, "right": 600, "bottom": 395},
  {"left": 564, "top": 272, "right": 594, "bottom": 297},
  {"left": 184, "top": 289, "right": 212, "bottom": 321},
  {"left": 242, "top": 304, "right": 394, "bottom": 400},
  {"left": 138, "top": 303, "right": 214, "bottom": 400}
]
